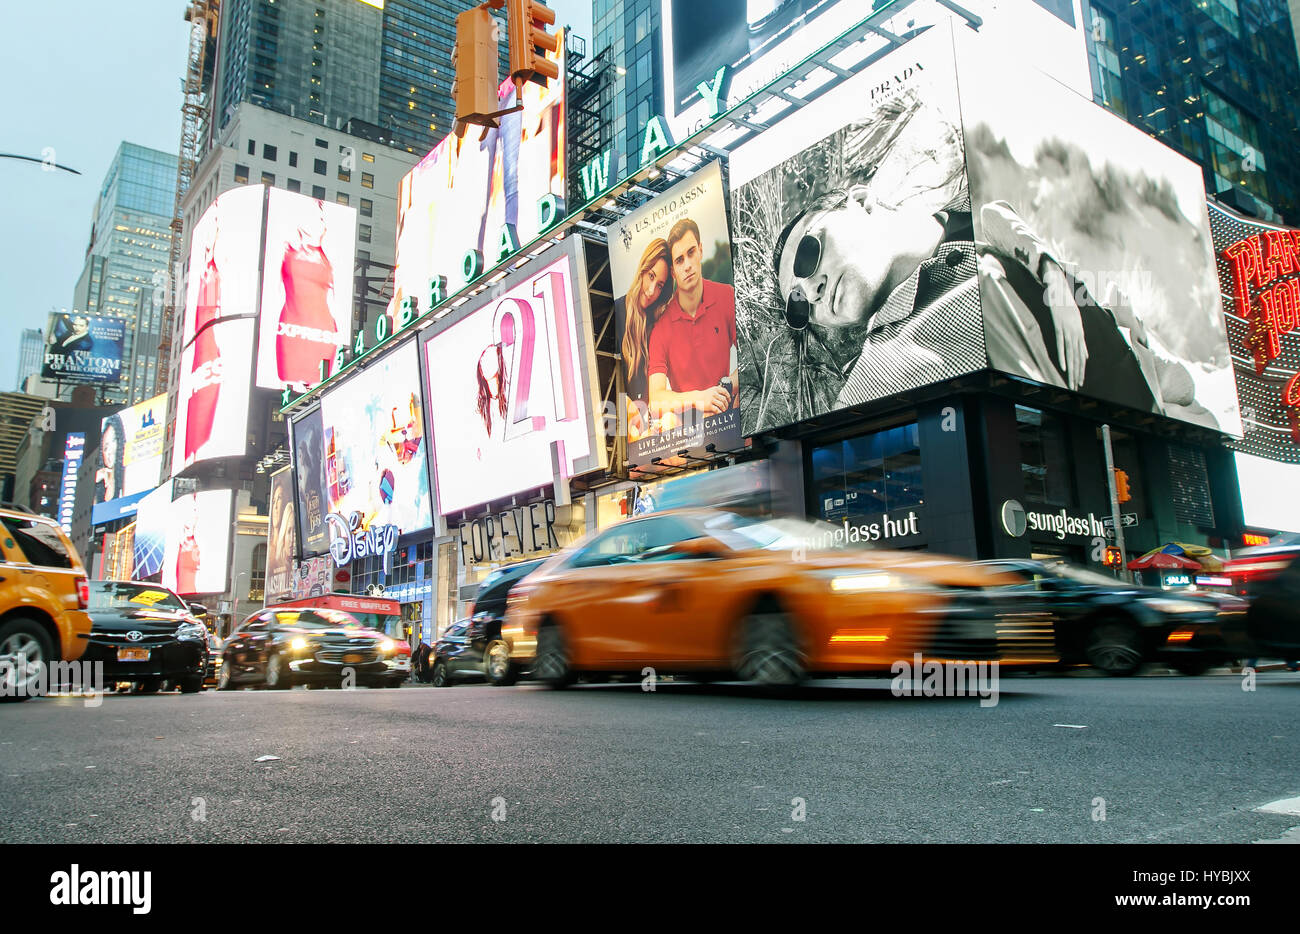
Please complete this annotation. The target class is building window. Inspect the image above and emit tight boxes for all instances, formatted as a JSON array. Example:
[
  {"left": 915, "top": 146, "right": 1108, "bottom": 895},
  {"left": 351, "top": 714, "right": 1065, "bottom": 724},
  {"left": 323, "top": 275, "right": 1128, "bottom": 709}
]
[
  {"left": 262, "top": 171, "right": 275, "bottom": 186},
  {"left": 359, "top": 224, "right": 372, "bottom": 243},
  {"left": 1017, "top": 405, "right": 1072, "bottom": 505},
  {"left": 249, "top": 544, "right": 267, "bottom": 601},
  {"left": 315, "top": 137, "right": 327, "bottom": 148},
  {"left": 314, "top": 158, "right": 327, "bottom": 175},
  {"left": 247, "top": 139, "right": 256, "bottom": 155},
  {"left": 337, "top": 192, "right": 350, "bottom": 206},
  {"left": 263, "top": 143, "right": 277, "bottom": 161},
  {"left": 361, "top": 172, "right": 374, "bottom": 189},
  {"left": 288, "top": 151, "right": 298, "bottom": 167},
  {"left": 287, "top": 178, "right": 301, "bottom": 192},
  {"left": 359, "top": 198, "right": 373, "bottom": 217},
  {"left": 312, "top": 185, "right": 326, "bottom": 199},
  {"left": 362, "top": 152, "right": 375, "bottom": 163},
  {"left": 338, "top": 167, "right": 351, "bottom": 182},
  {"left": 358, "top": 249, "right": 370, "bottom": 262},
  {"left": 234, "top": 164, "right": 250, "bottom": 183},
  {"left": 810, "top": 423, "right": 923, "bottom": 522}
]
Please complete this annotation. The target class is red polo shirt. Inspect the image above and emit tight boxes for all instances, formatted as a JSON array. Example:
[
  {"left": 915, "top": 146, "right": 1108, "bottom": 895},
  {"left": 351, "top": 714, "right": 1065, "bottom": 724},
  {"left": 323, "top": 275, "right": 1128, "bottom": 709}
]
[{"left": 647, "top": 279, "right": 736, "bottom": 393}]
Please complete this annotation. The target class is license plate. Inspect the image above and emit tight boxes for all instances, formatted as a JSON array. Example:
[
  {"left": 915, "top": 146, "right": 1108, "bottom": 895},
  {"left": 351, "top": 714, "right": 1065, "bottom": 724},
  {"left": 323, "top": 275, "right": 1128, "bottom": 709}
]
[
  {"left": 343, "top": 653, "right": 363, "bottom": 664},
  {"left": 117, "top": 648, "right": 150, "bottom": 662}
]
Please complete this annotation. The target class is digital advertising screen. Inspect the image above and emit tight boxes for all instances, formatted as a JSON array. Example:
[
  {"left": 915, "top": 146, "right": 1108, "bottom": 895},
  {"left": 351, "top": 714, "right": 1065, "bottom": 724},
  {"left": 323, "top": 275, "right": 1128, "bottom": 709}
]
[
  {"left": 265, "top": 468, "right": 296, "bottom": 606},
  {"left": 318, "top": 341, "right": 433, "bottom": 535},
  {"left": 391, "top": 34, "right": 566, "bottom": 312},
  {"left": 606, "top": 160, "right": 742, "bottom": 467},
  {"left": 94, "top": 393, "right": 165, "bottom": 511},
  {"left": 171, "top": 317, "right": 255, "bottom": 475},
  {"left": 421, "top": 238, "right": 606, "bottom": 516},
  {"left": 40, "top": 313, "right": 127, "bottom": 384},
  {"left": 132, "top": 480, "right": 172, "bottom": 580},
  {"left": 256, "top": 188, "right": 357, "bottom": 392},
  {"left": 1207, "top": 201, "right": 1300, "bottom": 463},
  {"left": 290, "top": 407, "right": 331, "bottom": 555},
  {"left": 181, "top": 185, "right": 266, "bottom": 348},
  {"left": 57, "top": 433, "right": 86, "bottom": 534},
  {"left": 161, "top": 489, "right": 234, "bottom": 596}
]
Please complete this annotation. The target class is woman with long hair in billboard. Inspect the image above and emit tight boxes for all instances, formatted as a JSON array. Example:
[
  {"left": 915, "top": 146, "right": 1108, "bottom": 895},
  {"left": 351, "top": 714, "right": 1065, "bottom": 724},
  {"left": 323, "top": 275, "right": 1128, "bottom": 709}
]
[
  {"left": 276, "top": 202, "right": 339, "bottom": 387},
  {"left": 475, "top": 343, "right": 509, "bottom": 438},
  {"left": 94, "top": 414, "right": 126, "bottom": 503},
  {"left": 620, "top": 238, "right": 674, "bottom": 440},
  {"left": 186, "top": 227, "right": 223, "bottom": 461}
]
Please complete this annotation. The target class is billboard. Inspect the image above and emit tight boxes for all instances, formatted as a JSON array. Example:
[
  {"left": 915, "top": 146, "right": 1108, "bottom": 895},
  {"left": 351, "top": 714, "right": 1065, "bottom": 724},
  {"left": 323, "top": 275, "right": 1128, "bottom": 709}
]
[
  {"left": 290, "top": 407, "right": 330, "bottom": 555},
  {"left": 391, "top": 36, "right": 566, "bottom": 312},
  {"left": 606, "top": 160, "right": 742, "bottom": 466},
  {"left": 41, "top": 313, "right": 127, "bottom": 384},
  {"left": 421, "top": 239, "right": 605, "bottom": 515},
  {"left": 960, "top": 37, "right": 1240, "bottom": 436},
  {"left": 94, "top": 393, "right": 165, "bottom": 510},
  {"left": 318, "top": 341, "right": 432, "bottom": 535},
  {"left": 132, "top": 480, "right": 172, "bottom": 580},
  {"left": 181, "top": 185, "right": 266, "bottom": 348},
  {"left": 288, "top": 554, "right": 332, "bottom": 601},
  {"left": 1207, "top": 201, "right": 1300, "bottom": 463},
  {"left": 256, "top": 189, "right": 357, "bottom": 392},
  {"left": 57, "top": 433, "right": 86, "bottom": 534},
  {"left": 171, "top": 317, "right": 256, "bottom": 474},
  {"left": 730, "top": 28, "right": 982, "bottom": 434},
  {"left": 265, "top": 468, "right": 296, "bottom": 605},
  {"left": 161, "top": 489, "right": 233, "bottom": 595}
]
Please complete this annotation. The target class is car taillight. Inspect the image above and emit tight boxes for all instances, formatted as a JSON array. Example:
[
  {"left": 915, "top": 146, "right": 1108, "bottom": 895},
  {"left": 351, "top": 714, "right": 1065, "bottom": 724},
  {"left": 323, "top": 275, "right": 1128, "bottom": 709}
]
[{"left": 76, "top": 576, "right": 89, "bottom": 609}]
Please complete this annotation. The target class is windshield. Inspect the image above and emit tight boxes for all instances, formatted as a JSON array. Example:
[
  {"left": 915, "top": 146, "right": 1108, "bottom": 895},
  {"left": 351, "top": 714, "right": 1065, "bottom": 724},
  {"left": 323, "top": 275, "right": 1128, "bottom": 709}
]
[
  {"left": 265, "top": 609, "right": 363, "bottom": 629},
  {"left": 702, "top": 513, "right": 870, "bottom": 553},
  {"left": 1043, "top": 563, "right": 1130, "bottom": 588},
  {"left": 89, "top": 582, "right": 188, "bottom": 612}
]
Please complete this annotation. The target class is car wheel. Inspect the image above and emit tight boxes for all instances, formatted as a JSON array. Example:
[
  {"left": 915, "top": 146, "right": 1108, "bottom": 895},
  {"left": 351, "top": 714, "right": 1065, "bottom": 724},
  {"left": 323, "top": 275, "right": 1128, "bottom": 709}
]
[
  {"left": 216, "top": 657, "right": 234, "bottom": 690},
  {"left": 532, "top": 624, "right": 574, "bottom": 688},
  {"left": 1084, "top": 621, "right": 1144, "bottom": 676},
  {"left": 733, "top": 610, "right": 805, "bottom": 686},
  {"left": 0, "top": 618, "right": 54, "bottom": 702},
  {"left": 431, "top": 660, "right": 452, "bottom": 687},
  {"left": 264, "top": 653, "right": 291, "bottom": 690},
  {"left": 484, "top": 639, "right": 517, "bottom": 686}
]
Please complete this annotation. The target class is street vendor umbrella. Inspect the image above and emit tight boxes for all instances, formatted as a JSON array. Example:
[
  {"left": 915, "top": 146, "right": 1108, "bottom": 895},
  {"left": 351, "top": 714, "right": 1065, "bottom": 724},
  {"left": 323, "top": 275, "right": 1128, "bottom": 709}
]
[{"left": 1127, "top": 542, "right": 1224, "bottom": 572}]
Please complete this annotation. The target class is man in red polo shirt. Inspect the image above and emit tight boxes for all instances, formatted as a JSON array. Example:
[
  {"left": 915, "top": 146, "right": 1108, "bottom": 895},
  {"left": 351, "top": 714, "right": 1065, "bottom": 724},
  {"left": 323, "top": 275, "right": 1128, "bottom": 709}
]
[{"left": 647, "top": 217, "right": 739, "bottom": 418}]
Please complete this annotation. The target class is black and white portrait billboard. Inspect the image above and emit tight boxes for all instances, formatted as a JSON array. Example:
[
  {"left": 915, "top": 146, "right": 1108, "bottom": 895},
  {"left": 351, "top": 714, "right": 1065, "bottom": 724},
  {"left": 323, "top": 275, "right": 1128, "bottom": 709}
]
[
  {"left": 960, "top": 36, "right": 1240, "bottom": 435},
  {"left": 730, "top": 29, "right": 983, "bottom": 434}
]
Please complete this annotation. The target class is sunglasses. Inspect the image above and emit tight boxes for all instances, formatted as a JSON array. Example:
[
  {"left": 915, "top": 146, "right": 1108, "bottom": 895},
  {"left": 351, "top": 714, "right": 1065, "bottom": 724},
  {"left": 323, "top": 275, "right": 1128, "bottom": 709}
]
[{"left": 782, "top": 186, "right": 872, "bottom": 330}]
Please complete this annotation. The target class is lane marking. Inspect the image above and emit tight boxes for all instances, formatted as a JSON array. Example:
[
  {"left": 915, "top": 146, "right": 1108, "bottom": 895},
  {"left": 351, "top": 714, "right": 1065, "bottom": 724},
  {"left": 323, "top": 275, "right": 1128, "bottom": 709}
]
[{"left": 1054, "top": 723, "right": 1088, "bottom": 729}]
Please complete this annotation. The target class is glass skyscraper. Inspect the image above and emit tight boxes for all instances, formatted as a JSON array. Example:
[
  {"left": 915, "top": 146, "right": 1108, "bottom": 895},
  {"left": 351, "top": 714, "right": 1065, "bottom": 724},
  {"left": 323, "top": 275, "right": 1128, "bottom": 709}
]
[
  {"left": 1081, "top": 0, "right": 1300, "bottom": 223},
  {"left": 73, "top": 142, "right": 177, "bottom": 405},
  {"left": 593, "top": 0, "right": 660, "bottom": 177},
  {"left": 14, "top": 329, "right": 44, "bottom": 392}
]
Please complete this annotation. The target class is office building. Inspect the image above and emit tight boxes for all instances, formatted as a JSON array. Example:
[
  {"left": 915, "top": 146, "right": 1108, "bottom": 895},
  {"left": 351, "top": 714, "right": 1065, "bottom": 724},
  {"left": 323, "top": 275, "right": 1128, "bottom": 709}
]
[
  {"left": 14, "top": 329, "right": 44, "bottom": 391},
  {"left": 1082, "top": 0, "right": 1300, "bottom": 222},
  {"left": 592, "top": 0, "right": 660, "bottom": 176},
  {"left": 71, "top": 143, "right": 178, "bottom": 405}
]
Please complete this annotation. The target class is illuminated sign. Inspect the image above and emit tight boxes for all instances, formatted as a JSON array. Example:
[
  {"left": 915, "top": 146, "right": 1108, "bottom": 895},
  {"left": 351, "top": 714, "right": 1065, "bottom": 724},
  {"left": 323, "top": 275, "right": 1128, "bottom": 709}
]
[
  {"left": 58, "top": 433, "right": 85, "bottom": 533},
  {"left": 132, "top": 481, "right": 172, "bottom": 579},
  {"left": 326, "top": 511, "right": 399, "bottom": 571},
  {"left": 94, "top": 393, "right": 166, "bottom": 523},
  {"left": 161, "top": 490, "right": 234, "bottom": 595},
  {"left": 1196, "top": 575, "right": 1233, "bottom": 587},
  {"left": 41, "top": 314, "right": 126, "bottom": 384},
  {"left": 1163, "top": 574, "right": 1192, "bottom": 587},
  {"left": 458, "top": 500, "right": 561, "bottom": 566},
  {"left": 421, "top": 238, "right": 606, "bottom": 515},
  {"left": 1242, "top": 532, "right": 1271, "bottom": 546},
  {"left": 172, "top": 317, "right": 256, "bottom": 474}
]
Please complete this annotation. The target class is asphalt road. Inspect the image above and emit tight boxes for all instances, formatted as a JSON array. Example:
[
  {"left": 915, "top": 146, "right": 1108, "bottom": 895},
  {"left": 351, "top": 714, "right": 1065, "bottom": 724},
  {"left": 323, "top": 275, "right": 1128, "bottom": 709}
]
[{"left": 2, "top": 671, "right": 1298, "bottom": 844}]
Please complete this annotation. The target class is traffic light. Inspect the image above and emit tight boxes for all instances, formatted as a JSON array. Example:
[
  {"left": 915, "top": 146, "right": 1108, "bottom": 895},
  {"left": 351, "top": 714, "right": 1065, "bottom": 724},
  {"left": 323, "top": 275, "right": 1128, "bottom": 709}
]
[
  {"left": 1104, "top": 546, "right": 1122, "bottom": 568},
  {"left": 1113, "top": 468, "right": 1132, "bottom": 504},
  {"left": 507, "top": 0, "right": 559, "bottom": 94},
  {"left": 452, "top": 6, "right": 501, "bottom": 137}
]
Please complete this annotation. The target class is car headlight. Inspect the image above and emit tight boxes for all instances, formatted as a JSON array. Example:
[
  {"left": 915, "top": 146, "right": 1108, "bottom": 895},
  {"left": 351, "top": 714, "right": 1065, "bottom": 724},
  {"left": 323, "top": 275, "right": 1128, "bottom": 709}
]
[
  {"left": 814, "top": 569, "right": 932, "bottom": 592},
  {"left": 1143, "top": 598, "right": 1206, "bottom": 615},
  {"left": 378, "top": 639, "right": 395, "bottom": 653},
  {"left": 176, "top": 622, "right": 208, "bottom": 642},
  {"left": 290, "top": 637, "right": 308, "bottom": 651}
]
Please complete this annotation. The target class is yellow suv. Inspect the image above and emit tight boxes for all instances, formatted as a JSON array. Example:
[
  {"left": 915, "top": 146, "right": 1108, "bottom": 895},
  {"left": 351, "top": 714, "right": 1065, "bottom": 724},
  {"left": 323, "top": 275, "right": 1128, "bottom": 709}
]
[{"left": 0, "top": 506, "right": 93, "bottom": 701}]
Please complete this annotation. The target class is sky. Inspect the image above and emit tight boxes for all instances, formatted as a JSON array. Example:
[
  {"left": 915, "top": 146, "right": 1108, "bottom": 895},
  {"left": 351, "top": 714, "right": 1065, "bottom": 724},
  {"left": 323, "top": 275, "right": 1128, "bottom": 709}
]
[{"left": 0, "top": 0, "right": 593, "bottom": 393}]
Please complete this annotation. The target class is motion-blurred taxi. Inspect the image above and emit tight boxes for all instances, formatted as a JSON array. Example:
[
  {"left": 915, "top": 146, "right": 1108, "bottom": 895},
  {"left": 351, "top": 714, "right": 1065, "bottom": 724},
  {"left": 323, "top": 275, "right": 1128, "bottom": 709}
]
[{"left": 501, "top": 510, "right": 1052, "bottom": 687}]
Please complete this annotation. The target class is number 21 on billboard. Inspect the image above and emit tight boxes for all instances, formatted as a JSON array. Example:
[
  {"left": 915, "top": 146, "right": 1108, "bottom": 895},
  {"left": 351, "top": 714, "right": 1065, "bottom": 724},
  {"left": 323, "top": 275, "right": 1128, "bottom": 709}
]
[{"left": 494, "top": 268, "right": 579, "bottom": 442}]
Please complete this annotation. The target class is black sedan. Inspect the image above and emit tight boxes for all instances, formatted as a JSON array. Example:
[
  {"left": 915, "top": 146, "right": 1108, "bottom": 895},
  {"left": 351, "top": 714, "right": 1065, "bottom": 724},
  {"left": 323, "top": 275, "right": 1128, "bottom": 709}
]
[
  {"left": 218, "top": 608, "right": 409, "bottom": 690},
  {"left": 466, "top": 557, "right": 546, "bottom": 686},
  {"left": 426, "top": 619, "right": 484, "bottom": 687},
  {"left": 82, "top": 581, "right": 209, "bottom": 693},
  {"left": 979, "top": 559, "right": 1249, "bottom": 675}
]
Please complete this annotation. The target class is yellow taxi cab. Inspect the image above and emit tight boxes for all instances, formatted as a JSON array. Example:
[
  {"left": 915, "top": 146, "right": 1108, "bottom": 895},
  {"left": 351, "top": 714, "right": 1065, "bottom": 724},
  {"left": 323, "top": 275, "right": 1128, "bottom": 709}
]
[{"left": 0, "top": 505, "right": 93, "bottom": 701}]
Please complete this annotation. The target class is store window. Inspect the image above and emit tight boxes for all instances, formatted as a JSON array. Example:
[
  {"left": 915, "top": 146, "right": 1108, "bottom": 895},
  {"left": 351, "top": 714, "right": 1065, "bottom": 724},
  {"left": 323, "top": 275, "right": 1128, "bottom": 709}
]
[
  {"left": 810, "top": 423, "right": 923, "bottom": 522},
  {"left": 1017, "top": 405, "right": 1072, "bottom": 505}
]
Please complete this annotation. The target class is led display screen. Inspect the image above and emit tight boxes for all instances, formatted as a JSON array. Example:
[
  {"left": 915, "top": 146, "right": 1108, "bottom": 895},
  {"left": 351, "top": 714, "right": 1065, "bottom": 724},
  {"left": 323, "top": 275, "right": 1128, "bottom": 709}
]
[
  {"left": 256, "top": 188, "right": 357, "bottom": 392},
  {"left": 161, "top": 489, "right": 233, "bottom": 595},
  {"left": 94, "top": 393, "right": 166, "bottom": 508},
  {"left": 265, "top": 467, "right": 296, "bottom": 605},
  {"left": 422, "top": 238, "right": 605, "bottom": 515},
  {"left": 290, "top": 407, "right": 331, "bottom": 555},
  {"left": 132, "top": 480, "right": 172, "bottom": 580},
  {"left": 171, "top": 317, "right": 255, "bottom": 475},
  {"left": 41, "top": 313, "right": 127, "bottom": 384},
  {"left": 181, "top": 185, "right": 266, "bottom": 347}
]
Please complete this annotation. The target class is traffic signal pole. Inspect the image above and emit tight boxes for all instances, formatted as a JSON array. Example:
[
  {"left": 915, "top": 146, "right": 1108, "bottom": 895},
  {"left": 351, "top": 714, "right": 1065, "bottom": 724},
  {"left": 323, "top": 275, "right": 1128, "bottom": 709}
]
[{"left": 1102, "top": 424, "right": 1131, "bottom": 582}]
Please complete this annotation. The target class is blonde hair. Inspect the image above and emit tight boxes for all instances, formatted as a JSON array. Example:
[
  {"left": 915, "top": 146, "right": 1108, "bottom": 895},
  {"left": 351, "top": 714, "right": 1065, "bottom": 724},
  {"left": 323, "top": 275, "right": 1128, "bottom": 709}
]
[{"left": 621, "top": 238, "right": 673, "bottom": 390}]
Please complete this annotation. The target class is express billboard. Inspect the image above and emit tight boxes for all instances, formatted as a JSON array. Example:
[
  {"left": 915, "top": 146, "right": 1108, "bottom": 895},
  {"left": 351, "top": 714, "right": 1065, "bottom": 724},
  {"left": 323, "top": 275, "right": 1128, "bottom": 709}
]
[
  {"left": 256, "top": 189, "right": 357, "bottom": 392},
  {"left": 318, "top": 341, "right": 432, "bottom": 536},
  {"left": 161, "top": 489, "right": 234, "bottom": 595},
  {"left": 92, "top": 393, "right": 166, "bottom": 525},
  {"left": 606, "top": 160, "right": 742, "bottom": 466},
  {"left": 40, "top": 313, "right": 127, "bottom": 384},
  {"left": 171, "top": 317, "right": 255, "bottom": 475},
  {"left": 390, "top": 34, "right": 566, "bottom": 315},
  {"left": 421, "top": 238, "right": 605, "bottom": 516},
  {"left": 181, "top": 185, "right": 266, "bottom": 347}
]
